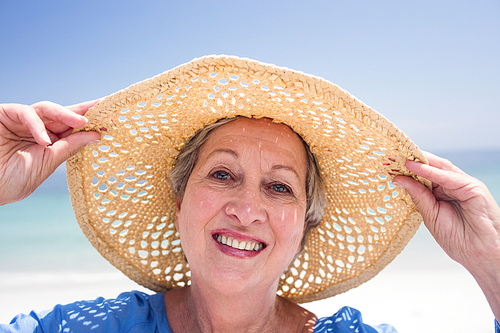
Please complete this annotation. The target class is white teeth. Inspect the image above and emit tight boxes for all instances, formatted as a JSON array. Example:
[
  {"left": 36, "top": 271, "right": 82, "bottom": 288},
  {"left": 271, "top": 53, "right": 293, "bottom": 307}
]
[{"left": 214, "top": 234, "right": 264, "bottom": 252}]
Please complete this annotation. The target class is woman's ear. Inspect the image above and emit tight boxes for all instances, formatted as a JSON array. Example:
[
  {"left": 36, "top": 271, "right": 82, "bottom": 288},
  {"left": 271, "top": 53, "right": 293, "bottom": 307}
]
[
  {"left": 294, "top": 220, "right": 308, "bottom": 256},
  {"left": 175, "top": 197, "right": 182, "bottom": 229}
]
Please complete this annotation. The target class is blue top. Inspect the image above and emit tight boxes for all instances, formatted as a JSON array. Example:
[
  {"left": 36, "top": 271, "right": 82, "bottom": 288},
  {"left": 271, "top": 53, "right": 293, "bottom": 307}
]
[{"left": 1, "top": 291, "right": 497, "bottom": 332}]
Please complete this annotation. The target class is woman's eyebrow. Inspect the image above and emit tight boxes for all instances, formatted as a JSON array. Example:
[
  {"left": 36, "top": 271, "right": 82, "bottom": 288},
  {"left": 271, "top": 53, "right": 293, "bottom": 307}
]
[
  {"left": 271, "top": 165, "right": 300, "bottom": 181},
  {"left": 207, "top": 148, "right": 239, "bottom": 158}
]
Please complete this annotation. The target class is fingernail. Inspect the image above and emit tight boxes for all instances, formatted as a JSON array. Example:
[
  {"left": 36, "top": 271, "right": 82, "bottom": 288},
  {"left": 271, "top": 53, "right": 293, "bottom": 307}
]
[
  {"left": 86, "top": 140, "right": 101, "bottom": 146},
  {"left": 73, "top": 114, "right": 88, "bottom": 126},
  {"left": 42, "top": 131, "right": 52, "bottom": 145},
  {"left": 392, "top": 180, "right": 405, "bottom": 190}
]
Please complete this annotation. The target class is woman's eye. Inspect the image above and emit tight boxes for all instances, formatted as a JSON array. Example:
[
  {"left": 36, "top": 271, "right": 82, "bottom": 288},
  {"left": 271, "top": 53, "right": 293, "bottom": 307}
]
[
  {"left": 271, "top": 183, "right": 290, "bottom": 193},
  {"left": 213, "top": 171, "right": 230, "bottom": 180}
]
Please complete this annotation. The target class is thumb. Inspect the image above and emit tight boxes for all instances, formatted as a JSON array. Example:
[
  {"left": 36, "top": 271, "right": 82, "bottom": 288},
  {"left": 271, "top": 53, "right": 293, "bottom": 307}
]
[
  {"left": 45, "top": 131, "right": 101, "bottom": 168},
  {"left": 393, "top": 176, "right": 438, "bottom": 232}
]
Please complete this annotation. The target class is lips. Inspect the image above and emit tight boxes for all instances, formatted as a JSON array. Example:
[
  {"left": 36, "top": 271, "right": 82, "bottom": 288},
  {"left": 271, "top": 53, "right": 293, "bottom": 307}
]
[{"left": 213, "top": 233, "right": 266, "bottom": 251}]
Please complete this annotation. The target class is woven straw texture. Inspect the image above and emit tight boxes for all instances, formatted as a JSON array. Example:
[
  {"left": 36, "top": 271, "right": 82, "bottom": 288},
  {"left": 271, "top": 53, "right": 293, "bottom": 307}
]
[{"left": 67, "top": 55, "right": 430, "bottom": 303}]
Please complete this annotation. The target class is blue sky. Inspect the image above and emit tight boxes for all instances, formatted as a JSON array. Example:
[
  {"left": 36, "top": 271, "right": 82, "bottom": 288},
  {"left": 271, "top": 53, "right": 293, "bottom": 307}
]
[{"left": 1, "top": 0, "right": 499, "bottom": 152}]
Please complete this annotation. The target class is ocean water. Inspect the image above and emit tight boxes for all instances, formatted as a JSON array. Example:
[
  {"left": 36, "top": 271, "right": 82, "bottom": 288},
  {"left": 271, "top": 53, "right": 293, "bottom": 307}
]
[
  {"left": 1, "top": 149, "right": 499, "bottom": 273},
  {"left": 0, "top": 171, "right": 112, "bottom": 273}
]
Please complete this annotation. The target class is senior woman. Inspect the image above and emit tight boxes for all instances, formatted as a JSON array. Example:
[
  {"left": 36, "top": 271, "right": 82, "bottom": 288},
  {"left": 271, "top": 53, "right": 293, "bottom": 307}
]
[{"left": 1, "top": 56, "right": 500, "bottom": 332}]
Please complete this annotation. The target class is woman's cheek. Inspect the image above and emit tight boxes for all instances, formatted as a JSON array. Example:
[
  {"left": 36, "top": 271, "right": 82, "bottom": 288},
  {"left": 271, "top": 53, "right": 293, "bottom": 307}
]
[
  {"left": 276, "top": 207, "right": 305, "bottom": 250},
  {"left": 195, "top": 188, "right": 225, "bottom": 217}
]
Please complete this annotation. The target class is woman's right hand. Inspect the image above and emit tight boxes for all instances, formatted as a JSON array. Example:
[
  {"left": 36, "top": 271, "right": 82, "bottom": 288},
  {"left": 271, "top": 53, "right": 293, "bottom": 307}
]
[{"left": 0, "top": 100, "right": 101, "bottom": 206}]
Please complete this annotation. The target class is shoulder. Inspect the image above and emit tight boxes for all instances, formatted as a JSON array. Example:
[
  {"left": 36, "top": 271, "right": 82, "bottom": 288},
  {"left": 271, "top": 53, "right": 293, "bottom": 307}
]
[
  {"left": 2, "top": 291, "right": 169, "bottom": 333},
  {"left": 313, "top": 306, "right": 398, "bottom": 333}
]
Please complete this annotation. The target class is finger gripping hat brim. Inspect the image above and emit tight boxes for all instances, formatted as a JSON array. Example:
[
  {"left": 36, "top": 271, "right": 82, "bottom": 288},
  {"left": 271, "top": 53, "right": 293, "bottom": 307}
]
[{"left": 67, "top": 55, "right": 430, "bottom": 303}]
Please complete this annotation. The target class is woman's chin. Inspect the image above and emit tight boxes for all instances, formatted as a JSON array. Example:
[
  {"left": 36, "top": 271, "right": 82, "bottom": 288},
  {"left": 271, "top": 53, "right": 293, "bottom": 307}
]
[{"left": 192, "top": 267, "right": 277, "bottom": 298}]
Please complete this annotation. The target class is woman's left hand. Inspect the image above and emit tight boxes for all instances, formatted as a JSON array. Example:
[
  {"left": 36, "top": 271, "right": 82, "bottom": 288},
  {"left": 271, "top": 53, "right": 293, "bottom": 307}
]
[{"left": 393, "top": 152, "right": 500, "bottom": 320}]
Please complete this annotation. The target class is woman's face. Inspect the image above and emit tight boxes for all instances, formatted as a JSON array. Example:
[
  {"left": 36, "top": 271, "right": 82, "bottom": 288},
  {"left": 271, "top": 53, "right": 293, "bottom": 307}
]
[{"left": 175, "top": 117, "right": 308, "bottom": 296}]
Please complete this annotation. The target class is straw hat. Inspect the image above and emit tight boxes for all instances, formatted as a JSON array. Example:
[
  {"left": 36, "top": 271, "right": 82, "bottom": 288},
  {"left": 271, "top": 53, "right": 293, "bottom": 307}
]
[{"left": 67, "top": 55, "right": 430, "bottom": 303}]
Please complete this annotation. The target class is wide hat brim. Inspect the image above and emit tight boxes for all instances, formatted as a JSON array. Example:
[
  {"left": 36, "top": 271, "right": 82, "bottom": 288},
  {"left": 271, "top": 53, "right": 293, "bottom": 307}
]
[{"left": 67, "top": 55, "right": 430, "bottom": 303}]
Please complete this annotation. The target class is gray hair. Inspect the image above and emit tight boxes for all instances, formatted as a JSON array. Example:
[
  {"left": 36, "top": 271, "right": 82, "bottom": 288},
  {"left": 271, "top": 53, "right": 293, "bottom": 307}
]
[{"left": 169, "top": 117, "right": 327, "bottom": 248}]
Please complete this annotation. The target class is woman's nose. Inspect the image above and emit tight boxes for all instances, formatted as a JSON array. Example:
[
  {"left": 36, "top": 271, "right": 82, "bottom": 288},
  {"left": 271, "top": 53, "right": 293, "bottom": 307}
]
[{"left": 224, "top": 184, "right": 267, "bottom": 226}]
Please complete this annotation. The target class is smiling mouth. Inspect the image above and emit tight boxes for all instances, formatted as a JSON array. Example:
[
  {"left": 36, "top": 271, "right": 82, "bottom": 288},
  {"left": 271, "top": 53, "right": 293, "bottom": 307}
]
[{"left": 213, "top": 233, "right": 266, "bottom": 251}]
